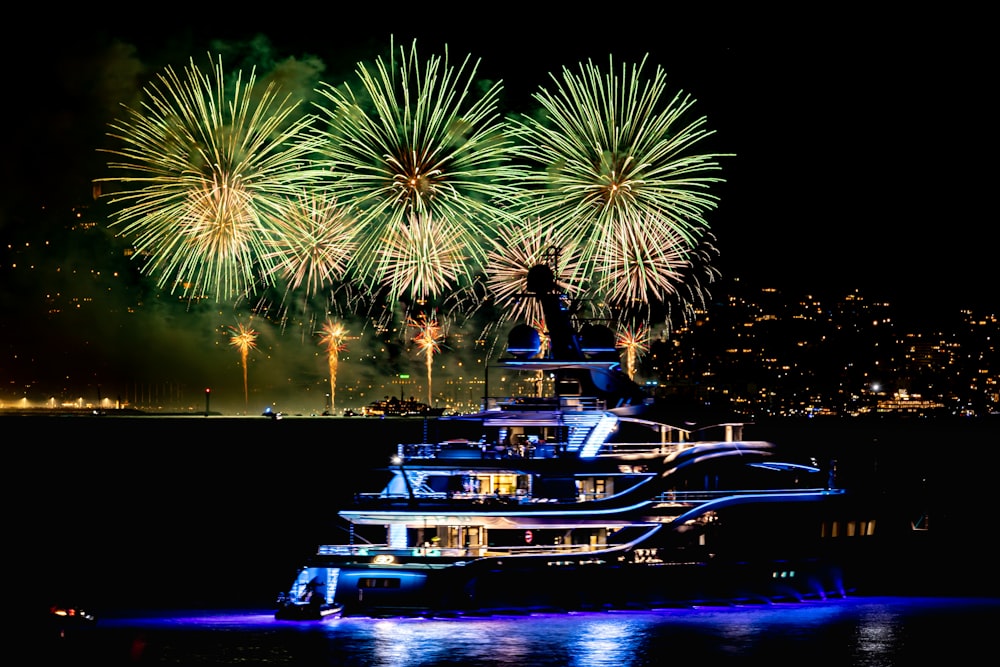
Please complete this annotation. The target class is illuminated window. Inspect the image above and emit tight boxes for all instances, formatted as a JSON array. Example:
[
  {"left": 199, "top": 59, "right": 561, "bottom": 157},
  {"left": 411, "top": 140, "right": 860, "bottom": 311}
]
[{"left": 494, "top": 473, "right": 517, "bottom": 495}]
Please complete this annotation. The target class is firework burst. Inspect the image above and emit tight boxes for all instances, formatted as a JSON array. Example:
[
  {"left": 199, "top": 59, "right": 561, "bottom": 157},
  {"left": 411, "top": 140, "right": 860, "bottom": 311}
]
[
  {"left": 317, "top": 319, "right": 349, "bottom": 413},
  {"left": 101, "top": 53, "right": 324, "bottom": 302},
  {"left": 228, "top": 320, "right": 259, "bottom": 412},
  {"left": 484, "top": 219, "right": 585, "bottom": 327},
  {"left": 594, "top": 214, "right": 692, "bottom": 312},
  {"left": 262, "top": 189, "right": 359, "bottom": 315},
  {"left": 377, "top": 213, "right": 473, "bottom": 306},
  {"left": 313, "top": 38, "right": 524, "bottom": 309},
  {"left": 509, "top": 54, "right": 729, "bottom": 318}
]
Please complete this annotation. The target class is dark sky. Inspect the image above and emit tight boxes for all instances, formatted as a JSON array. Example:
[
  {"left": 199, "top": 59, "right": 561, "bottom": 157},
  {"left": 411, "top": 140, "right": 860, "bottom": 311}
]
[{"left": 0, "top": 8, "right": 993, "bottom": 410}]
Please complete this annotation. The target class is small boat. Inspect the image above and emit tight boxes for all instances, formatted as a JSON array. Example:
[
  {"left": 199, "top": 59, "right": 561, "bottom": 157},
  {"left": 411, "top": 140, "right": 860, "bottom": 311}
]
[
  {"left": 47, "top": 603, "right": 97, "bottom": 624},
  {"left": 45, "top": 602, "right": 97, "bottom": 637},
  {"left": 274, "top": 598, "right": 344, "bottom": 620},
  {"left": 276, "top": 262, "right": 883, "bottom": 618},
  {"left": 274, "top": 583, "right": 343, "bottom": 620}
]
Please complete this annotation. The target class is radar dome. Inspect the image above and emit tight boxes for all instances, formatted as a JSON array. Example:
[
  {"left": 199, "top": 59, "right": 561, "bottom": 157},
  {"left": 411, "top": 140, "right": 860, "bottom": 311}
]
[
  {"left": 580, "top": 323, "right": 617, "bottom": 356},
  {"left": 506, "top": 324, "right": 542, "bottom": 358}
]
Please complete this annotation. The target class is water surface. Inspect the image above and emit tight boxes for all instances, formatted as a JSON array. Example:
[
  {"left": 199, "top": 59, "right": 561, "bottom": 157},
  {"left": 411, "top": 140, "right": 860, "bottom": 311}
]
[{"left": 46, "top": 597, "right": 998, "bottom": 666}]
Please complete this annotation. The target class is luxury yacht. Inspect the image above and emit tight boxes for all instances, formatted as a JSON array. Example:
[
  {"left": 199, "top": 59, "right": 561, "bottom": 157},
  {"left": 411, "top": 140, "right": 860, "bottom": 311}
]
[{"left": 276, "top": 263, "right": 880, "bottom": 618}]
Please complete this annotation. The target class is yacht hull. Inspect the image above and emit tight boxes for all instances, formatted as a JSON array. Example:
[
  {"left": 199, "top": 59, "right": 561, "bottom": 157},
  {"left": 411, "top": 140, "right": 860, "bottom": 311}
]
[{"left": 294, "top": 556, "right": 851, "bottom": 617}]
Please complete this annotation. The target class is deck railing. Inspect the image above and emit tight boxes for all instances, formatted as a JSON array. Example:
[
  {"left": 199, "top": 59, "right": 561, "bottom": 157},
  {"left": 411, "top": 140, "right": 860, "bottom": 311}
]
[
  {"left": 316, "top": 542, "right": 620, "bottom": 559},
  {"left": 398, "top": 440, "right": 686, "bottom": 460}
]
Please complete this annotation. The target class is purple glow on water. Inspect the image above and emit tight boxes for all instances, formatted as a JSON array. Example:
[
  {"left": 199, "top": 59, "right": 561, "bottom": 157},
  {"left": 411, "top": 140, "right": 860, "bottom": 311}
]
[{"left": 67, "top": 597, "right": 998, "bottom": 666}]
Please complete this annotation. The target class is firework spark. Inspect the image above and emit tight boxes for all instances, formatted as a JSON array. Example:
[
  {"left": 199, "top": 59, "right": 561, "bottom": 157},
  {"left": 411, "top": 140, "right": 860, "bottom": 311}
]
[
  {"left": 229, "top": 321, "right": 259, "bottom": 412},
  {"left": 409, "top": 313, "right": 444, "bottom": 406},
  {"left": 616, "top": 324, "right": 651, "bottom": 380},
  {"left": 101, "top": 53, "right": 324, "bottom": 302},
  {"left": 317, "top": 319, "right": 349, "bottom": 413},
  {"left": 509, "top": 54, "right": 729, "bottom": 318},
  {"left": 313, "top": 38, "right": 524, "bottom": 309}
]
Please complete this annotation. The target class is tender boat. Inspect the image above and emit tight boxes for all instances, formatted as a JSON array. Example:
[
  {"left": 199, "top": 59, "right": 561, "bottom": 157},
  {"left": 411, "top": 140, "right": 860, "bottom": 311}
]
[
  {"left": 274, "top": 592, "right": 344, "bottom": 620},
  {"left": 276, "top": 263, "right": 883, "bottom": 618}
]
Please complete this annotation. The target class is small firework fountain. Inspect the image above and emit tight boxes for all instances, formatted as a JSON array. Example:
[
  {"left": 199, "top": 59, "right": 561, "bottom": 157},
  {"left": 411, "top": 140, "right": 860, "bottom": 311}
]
[
  {"left": 616, "top": 324, "right": 651, "bottom": 380},
  {"left": 228, "top": 321, "right": 258, "bottom": 413},
  {"left": 317, "top": 319, "right": 349, "bottom": 413},
  {"left": 409, "top": 313, "right": 444, "bottom": 407}
]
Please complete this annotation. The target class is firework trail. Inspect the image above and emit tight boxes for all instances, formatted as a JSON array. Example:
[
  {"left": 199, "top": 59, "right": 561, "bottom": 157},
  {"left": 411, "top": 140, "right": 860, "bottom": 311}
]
[
  {"left": 409, "top": 313, "right": 444, "bottom": 406},
  {"left": 660, "top": 229, "right": 722, "bottom": 332},
  {"left": 317, "top": 319, "right": 349, "bottom": 413},
  {"left": 101, "top": 53, "right": 324, "bottom": 303},
  {"left": 229, "top": 321, "right": 258, "bottom": 412},
  {"left": 508, "top": 54, "right": 729, "bottom": 322},
  {"left": 313, "top": 37, "right": 524, "bottom": 313},
  {"left": 616, "top": 324, "right": 651, "bottom": 380}
]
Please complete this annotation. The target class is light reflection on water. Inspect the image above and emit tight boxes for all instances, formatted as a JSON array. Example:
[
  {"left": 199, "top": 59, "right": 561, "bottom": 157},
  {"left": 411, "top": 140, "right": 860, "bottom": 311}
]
[{"left": 58, "top": 597, "right": 998, "bottom": 666}]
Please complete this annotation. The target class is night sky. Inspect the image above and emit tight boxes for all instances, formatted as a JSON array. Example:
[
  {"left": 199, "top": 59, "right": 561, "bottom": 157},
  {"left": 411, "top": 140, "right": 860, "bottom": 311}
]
[{"left": 1, "top": 8, "right": 993, "bottom": 411}]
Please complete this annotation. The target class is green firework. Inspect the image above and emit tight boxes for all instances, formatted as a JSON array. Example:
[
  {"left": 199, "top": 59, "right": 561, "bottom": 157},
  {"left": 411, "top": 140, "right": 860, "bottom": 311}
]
[
  {"left": 509, "top": 54, "right": 730, "bottom": 317},
  {"left": 101, "top": 53, "right": 325, "bottom": 303},
  {"left": 313, "top": 38, "right": 525, "bottom": 309}
]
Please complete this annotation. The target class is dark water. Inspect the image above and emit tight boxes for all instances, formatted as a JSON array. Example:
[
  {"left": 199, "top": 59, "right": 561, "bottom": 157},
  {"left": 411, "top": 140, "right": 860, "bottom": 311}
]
[
  {"left": 44, "top": 598, "right": 1000, "bottom": 666},
  {"left": 20, "top": 414, "right": 1000, "bottom": 664}
]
